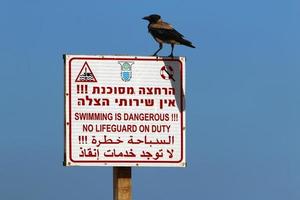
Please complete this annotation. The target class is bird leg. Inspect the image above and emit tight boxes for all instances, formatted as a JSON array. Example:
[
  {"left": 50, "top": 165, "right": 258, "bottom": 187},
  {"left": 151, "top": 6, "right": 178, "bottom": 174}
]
[
  {"left": 168, "top": 44, "right": 174, "bottom": 57},
  {"left": 153, "top": 43, "right": 163, "bottom": 56}
]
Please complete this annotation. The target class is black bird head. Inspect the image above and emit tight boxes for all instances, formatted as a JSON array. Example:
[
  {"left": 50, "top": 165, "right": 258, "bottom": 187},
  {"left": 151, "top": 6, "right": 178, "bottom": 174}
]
[{"left": 142, "top": 14, "right": 161, "bottom": 23}]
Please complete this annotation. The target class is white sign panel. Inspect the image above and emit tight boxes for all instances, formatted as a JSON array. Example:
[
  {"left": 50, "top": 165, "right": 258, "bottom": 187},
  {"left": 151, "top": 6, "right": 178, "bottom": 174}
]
[{"left": 64, "top": 55, "right": 186, "bottom": 167}]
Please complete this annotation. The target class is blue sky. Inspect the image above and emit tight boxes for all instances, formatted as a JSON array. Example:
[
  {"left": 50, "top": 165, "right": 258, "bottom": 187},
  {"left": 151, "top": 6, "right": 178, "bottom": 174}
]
[{"left": 0, "top": 0, "right": 299, "bottom": 199}]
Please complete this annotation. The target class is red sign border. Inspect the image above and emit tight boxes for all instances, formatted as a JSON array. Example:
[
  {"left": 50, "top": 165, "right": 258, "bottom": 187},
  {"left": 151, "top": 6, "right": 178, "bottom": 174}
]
[{"left": 67, "top": 56, "right": 184, "bottom": 164}]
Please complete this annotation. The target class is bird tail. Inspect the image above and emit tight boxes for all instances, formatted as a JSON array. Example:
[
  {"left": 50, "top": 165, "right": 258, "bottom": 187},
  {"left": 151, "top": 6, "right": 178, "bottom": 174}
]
[{"left": 180, "top": 38, "right": 195, "bottom": 48}]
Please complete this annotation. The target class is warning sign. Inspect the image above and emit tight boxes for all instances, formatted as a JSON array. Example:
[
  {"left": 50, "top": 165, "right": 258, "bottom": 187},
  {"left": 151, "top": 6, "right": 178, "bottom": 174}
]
[
  {"left": 75, "top": 62, "right": 97, "bottom": 82},
  {"left": 64, "top": 55, "right": 186, "bottom": 167}
]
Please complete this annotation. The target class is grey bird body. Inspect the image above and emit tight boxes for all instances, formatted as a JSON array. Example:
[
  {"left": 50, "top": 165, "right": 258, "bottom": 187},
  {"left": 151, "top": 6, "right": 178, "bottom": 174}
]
[{"left": 143, "top": 14, "right": 195, "bottom": 57}]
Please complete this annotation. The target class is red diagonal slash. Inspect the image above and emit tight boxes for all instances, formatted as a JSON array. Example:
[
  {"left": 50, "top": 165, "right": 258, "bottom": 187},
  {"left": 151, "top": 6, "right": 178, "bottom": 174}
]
[{"left": 164, "top": 68, "right": 175, "bottom": 81}]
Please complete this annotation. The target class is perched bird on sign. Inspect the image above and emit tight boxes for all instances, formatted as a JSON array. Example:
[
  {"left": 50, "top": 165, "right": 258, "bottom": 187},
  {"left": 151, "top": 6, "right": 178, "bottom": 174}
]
[{"left": 143, "top": 14, "right": 195, "bottom": 57}]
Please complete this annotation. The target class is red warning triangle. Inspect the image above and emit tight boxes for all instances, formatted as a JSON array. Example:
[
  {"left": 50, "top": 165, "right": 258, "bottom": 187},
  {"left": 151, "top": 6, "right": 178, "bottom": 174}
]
[{"left": 75, "top": 62, "right": 97, "bottom": 82}]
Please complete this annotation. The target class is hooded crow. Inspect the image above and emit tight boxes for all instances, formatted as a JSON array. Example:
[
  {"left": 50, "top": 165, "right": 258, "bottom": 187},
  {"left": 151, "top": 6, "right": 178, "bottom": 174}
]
[{"left": 143, "top": 14, "right": 195, "bottom": 57}]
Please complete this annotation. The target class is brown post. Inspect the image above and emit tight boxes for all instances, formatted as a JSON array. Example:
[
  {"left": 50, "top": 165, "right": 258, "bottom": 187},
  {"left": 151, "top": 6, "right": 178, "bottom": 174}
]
[{"left": 113, "top": 167, "right": 132, "bottom": 200}]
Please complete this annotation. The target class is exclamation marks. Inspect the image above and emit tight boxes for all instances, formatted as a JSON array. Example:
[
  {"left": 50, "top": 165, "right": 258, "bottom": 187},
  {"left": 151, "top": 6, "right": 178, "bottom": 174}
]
[
  {"left": 76, "top": 84, "right": 88, "bottom": 94},
  {"left": 84, "top": 85, "right": 88, "bottom": 94},
  {"left": 78, "top": 135, "right": 88, "bottom": 144},
  {"left": 171, "top": 113, "right": 178, "bottom": 121}
]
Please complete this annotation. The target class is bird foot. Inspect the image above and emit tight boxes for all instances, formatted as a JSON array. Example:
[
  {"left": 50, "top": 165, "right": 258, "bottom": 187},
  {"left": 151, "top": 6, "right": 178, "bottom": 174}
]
[{"left": 168, "top": 54, "right": 174, "bottom": 58}]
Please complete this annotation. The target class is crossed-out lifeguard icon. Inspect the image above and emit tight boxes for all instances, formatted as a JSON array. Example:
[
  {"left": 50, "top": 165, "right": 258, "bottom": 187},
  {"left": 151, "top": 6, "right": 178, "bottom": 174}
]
[{"left": 160, "top": 66, "right": 175, "bottom": 81}]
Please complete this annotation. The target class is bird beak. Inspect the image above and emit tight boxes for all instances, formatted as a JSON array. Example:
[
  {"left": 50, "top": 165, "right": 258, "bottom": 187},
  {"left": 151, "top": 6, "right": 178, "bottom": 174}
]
[{"left": 142, "top": 16, "right": 149, "bottom": 20}]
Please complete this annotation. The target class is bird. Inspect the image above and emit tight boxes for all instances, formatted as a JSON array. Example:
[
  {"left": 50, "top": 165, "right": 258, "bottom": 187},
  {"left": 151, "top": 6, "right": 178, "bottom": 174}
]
[{"left": 142, "top": 14, "right": 195, "bottom": 57}]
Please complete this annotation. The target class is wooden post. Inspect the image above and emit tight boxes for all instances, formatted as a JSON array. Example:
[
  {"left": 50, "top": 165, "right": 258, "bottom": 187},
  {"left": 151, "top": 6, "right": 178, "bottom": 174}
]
[{"left": 113, "top": 167, "right": 132, "bottom": 200}]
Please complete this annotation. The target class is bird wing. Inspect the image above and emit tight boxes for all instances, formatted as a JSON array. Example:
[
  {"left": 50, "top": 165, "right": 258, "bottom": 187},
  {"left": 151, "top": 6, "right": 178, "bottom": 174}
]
[
  {"left": 150, "top": 21, "right": 184, "bottom": 37},
  {"left": 149, "top": 22, "right": 185, "bottom": 42}
]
